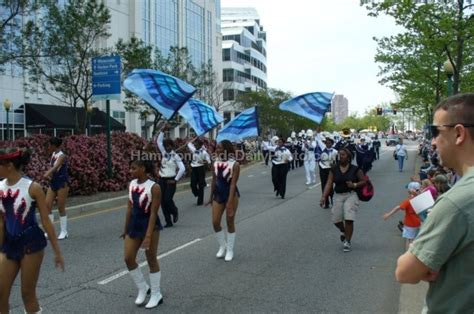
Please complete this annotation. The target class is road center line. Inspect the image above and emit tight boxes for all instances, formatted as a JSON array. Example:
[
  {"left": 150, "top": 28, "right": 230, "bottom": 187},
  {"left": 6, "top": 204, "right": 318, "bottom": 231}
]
[{"left": 98, "top": 238, "right": 202, "bottom": 285}]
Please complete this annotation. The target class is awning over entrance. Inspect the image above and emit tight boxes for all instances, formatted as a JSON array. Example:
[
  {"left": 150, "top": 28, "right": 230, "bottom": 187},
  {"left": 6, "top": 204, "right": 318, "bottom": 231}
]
[{"left": 24, "top": 103, "right": 125, "bottom": 131}]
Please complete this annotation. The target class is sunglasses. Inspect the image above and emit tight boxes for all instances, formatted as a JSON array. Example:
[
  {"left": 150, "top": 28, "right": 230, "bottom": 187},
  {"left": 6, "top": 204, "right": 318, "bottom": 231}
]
[{"left": 428, "top": 124, "right": 474, "bottom": 138}]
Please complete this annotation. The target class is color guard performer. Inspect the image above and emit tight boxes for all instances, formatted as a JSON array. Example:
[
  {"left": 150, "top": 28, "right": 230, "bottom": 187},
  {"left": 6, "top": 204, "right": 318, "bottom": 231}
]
[
  {"left": 206, "top": 140, "right": 240, "bottom": 262},
  {"left": 156, "top": 130, "right": 185, "bottom": 228},
  {"left": 123, "top": 159, "right": 163, "bottom": 309},
  {"left": 0, "top": 148, "right": 64, "bottom": 313},
  {"left": 188, "top": 140, "right": 211, "bottom": 206},
  {"left": 44, "top": 137, "right": 70, "bottom": 240}
]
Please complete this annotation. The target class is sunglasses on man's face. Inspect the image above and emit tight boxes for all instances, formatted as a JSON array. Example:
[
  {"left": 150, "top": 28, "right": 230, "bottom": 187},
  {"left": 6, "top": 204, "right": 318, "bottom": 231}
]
[{"left": 428, "top": 124, "right": 474, "bottom": 138}]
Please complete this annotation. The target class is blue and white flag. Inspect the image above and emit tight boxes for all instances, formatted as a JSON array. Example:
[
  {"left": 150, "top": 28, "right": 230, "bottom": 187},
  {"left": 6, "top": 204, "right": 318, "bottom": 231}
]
[
  {"left": 123, "top": 69, "right": 196, "bottom": 120},
  {"left": 178, "top": 99, "right": 223, "bottom": 136},
  {"left": 279, "top": 92, "right": 334, "bottom": 124},
  {"left": 216, "top": 107, "right": 259, "bottom": 143}
]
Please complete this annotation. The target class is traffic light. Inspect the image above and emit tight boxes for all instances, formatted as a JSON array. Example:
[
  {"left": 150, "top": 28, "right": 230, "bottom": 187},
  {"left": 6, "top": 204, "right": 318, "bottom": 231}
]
[
  {"left": 393, "top": 107, "right": 397, "bottom": 115},
  {"left": 376, "top": 107, "right": 383, "bottom": 115}
]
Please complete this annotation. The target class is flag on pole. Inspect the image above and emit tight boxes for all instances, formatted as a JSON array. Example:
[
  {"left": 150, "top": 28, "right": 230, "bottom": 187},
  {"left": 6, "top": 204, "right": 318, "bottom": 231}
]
[
  {"left": 279, "top": 92, "right": 334, "bottom": 124},
  {"left": 178, "top": 99, "right": 223, "bottom": 136},
  {"left": 123, "top": 69, "right": 196, "bottom": 120},
  {"left": 216, "top": 107, "right": 259, "bottom": 143}
]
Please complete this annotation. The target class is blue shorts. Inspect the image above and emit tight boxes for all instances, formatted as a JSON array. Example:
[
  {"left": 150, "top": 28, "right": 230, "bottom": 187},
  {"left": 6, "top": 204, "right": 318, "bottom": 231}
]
[
  {"left": 50, "top": 175, "right": 69, "bottom": 192},
  {"left": 402, "top": 226, "right": 419, "bottom": 240},
  {"left": 127, "top": 215, "right": 163, "bottom": 239},
  {"left": 2, "top": 224, "right": 47, "bottom": 261}
]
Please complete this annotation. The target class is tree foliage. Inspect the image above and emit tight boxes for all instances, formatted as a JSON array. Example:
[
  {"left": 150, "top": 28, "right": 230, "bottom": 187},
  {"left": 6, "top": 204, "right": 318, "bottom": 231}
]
[
  {"left": 23, "top": 0, "right": 111, "bottom": 132},
  {"left": 362, "top": 0, "right": 474, "bottom": 123},
  {"left": 235, "top": 89, "right": 318, "bottom": 137},
  {"left": 0, "top": 0, "right": 36, "bottom": 68}
]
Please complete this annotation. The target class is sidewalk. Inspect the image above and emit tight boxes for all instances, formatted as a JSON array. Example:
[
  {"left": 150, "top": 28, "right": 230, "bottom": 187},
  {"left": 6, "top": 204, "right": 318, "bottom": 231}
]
[{"left": 58, "top": 160, "right": 260, "bottom": 218}]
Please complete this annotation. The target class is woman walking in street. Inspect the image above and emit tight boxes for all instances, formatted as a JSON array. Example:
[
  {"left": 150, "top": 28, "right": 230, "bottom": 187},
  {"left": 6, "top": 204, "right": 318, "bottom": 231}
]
[
  {"left": 395, "top": 138, "right": 408, "bottom": 172},
  {"left": 320, "top": 148, "right": 366, "bottom": 252},
  {"left": 0, "top": 148, "right": 64, "bottom": 314},
  {"left": 156, "top": 128, "right": 185, "bottom": 227},
  {"left": 44, "top": 137, "right": 70, "bottom": 239},
  {"left": 206, "top": 140, "right": 240, "bottom": 262},
  {"left": 122, "top": 158, "right": 163, "bottom": 309}
]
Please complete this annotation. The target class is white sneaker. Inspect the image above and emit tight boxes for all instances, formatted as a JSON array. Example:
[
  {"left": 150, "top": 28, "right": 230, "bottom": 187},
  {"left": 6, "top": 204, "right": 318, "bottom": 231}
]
[{"left": 343, "top": 240, "right": 352, "bottom": 253}]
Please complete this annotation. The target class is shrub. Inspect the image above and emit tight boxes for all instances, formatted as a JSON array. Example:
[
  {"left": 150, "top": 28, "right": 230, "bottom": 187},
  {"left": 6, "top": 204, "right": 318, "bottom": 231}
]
[{"left": 0, "top": 132, "right": 146, "bottom": 196}]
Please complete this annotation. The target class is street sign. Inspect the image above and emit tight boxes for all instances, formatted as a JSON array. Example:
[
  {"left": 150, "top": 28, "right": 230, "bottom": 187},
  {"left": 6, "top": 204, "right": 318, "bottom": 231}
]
[{"left": 92, "top": 56, "right": 121, "bottom": 101}]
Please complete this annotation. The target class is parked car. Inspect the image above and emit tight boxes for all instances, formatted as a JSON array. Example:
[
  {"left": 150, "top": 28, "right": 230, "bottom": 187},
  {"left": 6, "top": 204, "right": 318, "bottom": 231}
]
[{"left": 386, "top": 135, "right": 399, "bottom": 146}]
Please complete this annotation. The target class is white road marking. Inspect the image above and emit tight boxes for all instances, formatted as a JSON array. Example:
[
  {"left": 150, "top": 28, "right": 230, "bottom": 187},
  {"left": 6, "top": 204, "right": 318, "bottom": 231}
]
[
  {"left": 261, "top": 171, "right": 267, "bottom": 174},
  {"left": 98, "top": 238, "right": 202, "bottom": 285},
  {"left": 248, "top": 174, "right": 254, "bottom": 178},
  {"left": 308, "top": 183, "right": 322, "bottom": 190}
]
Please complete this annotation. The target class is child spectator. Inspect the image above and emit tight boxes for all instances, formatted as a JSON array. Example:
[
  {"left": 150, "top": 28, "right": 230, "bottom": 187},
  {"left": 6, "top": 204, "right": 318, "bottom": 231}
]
[
  {"left": 421, "top": 179, "right": 438, "bottom": 201},
  {"left": 433, "top": 174, "right": 450, "bottom": 195},
  {"left": 383, "top": 182, "right": 422, "bottom": 249}
]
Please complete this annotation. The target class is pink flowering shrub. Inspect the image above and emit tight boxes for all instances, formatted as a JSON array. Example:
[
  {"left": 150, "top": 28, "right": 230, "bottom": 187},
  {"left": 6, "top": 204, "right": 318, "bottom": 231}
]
[{"left": 0, "top": 133, "right": 146, "bottom": 196}]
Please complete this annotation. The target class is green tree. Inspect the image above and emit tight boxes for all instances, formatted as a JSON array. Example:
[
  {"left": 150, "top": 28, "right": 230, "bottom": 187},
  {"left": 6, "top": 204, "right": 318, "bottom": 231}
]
[
  {"left": 235, "top": 88, "right": 317, "bottom": 137},
  {"left": 23, "top": 0, "right": 111, "bottom": 132},
  {"left": 0, "top": 0, "right": 45, "bottom": 71},
  {"left": 115, "top": 36, "right": 153, "bottom": 125},
  {"left": 362, "top": 0, "right": 474, "bottom": 121}
]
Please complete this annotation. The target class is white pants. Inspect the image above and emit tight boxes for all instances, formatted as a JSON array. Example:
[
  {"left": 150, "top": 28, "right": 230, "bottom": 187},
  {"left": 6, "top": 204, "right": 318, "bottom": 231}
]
[{"left": 304, "top": 159, "right": 316, "bottom": 183}]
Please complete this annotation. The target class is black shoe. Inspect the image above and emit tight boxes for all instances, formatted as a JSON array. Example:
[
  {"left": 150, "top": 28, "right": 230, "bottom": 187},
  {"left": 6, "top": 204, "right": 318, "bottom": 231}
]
[
  {"left": 276, "top": 191, "right": 280, "bottom": 197},
  {"left": 281, "top": 194, "right": 285, "bottom": 199},
  {"left": 164, "top": 223, "right": 173, "bottom": 228},
  {"left": 340, "top": 234, "right": 346, "bottom": 242},
  {"left": 173, "top": 210, "right": 179, "bottom": 223},
  {"left": 397, "top": 221, "right": 404, "bottom": 232},
  {"left": 197, "top": 201, "right": 203, "bottom": 206}
]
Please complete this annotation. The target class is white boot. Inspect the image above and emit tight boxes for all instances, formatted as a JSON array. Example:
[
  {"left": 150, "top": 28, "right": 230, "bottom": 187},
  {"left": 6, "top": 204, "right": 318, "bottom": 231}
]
[
  {"left": 225, "top": 232, "right": 236, "bottom": 262},
  {"left": 129, "top": 268, "right": 150, "bottom": 306},
  {"left": 24, "top": 307, "right": 42, "bottom": 313},
  {"left": 145, "top": 271, "right": 163, "bottom": 309},
  {"left": 215, "top": 230, "right": 226, "bottom": 259},
  {"left": 58, "top": 216, "right": 68, "bottom": 240}
]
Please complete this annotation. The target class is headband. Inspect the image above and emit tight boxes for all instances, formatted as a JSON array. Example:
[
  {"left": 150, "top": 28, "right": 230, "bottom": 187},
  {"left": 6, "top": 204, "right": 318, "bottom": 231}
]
[{"left": 0, "top": 150, "right": 22, "bottom": 160}]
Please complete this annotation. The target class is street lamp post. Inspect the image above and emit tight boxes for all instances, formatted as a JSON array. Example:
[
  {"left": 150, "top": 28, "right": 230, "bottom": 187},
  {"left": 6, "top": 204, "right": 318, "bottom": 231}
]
[
  {"left": 3, "top": 99, "right": 12, "bottom": 141},
  {"left": 87, "top": 105, "right": 93, "bottom": 136},
  {"left": 444, "top": 59, "right": 454, "bottom": 97}
]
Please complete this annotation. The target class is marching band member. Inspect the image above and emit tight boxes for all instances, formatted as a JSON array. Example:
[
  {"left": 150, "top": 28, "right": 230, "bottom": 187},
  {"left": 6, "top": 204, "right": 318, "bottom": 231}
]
[
  {"left": 316, "top": 134, "right": 338, "bottom": 208},
  {"left": 156, "top": 129, "right": 185, "bottom": 228},
  {"left": 303, "top": 129, "right": 317, "bottom": 185},
  {"left": 206, "top": 140, "right": 240, "bottom": 262},
  {"left": 123, "top": 159, "right": 163, "bottom": 309},
  {"left": 269, "top": 137, "right": 293, "bottom": 199},
  {"left": 188, "top": 140, "right": 211, "bottom": 206}
]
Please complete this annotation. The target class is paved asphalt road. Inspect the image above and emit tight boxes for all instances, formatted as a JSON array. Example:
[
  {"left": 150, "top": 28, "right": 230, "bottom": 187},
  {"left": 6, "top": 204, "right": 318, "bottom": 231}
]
[{"left": 7, "top": 141, "right": 425, "bottom": 313}]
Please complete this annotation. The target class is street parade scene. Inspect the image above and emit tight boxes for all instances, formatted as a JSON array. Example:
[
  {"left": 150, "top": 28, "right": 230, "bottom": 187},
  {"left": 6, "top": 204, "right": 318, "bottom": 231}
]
[{"left": 0, "top": 0, "right": 473, "bottom": 313}]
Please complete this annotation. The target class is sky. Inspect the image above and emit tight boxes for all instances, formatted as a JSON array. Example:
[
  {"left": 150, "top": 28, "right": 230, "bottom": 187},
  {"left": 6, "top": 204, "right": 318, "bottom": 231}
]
[{"left": 220, "top": 0, "right": 403, "bottom": 115}]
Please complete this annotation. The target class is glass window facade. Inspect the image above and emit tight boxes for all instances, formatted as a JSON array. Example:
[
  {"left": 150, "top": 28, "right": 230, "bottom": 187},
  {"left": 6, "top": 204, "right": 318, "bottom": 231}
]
[
  {"left": 142, "top": 0, "right": 151, "bottom": 44},
  {"left": 155, "top": 0, "right": 178, "bottom": 55},
  {"left": 185, "top": 0, "right": 205, "bottom": 66}
]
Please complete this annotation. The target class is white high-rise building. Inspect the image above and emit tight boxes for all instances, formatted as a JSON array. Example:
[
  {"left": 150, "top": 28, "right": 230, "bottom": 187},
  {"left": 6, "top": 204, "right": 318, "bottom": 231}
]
[
  {"left": 0, "top": 0, "right": 222, "bottom": 140},
  {"left": 331, "top": 95, "right": 349, "bottom": 124},
  {"left": 220, "top": 7, "right": 267, "bottom": 123}
]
